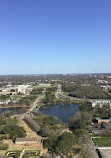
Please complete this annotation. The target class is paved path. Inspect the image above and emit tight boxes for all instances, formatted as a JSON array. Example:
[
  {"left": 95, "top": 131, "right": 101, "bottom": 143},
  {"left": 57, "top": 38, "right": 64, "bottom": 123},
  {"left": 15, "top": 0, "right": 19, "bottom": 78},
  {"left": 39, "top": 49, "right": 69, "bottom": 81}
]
[
  {"left": 13, "top": 90, "right": 46, "bottom": 119},
  {"left": 20, "top": 149, "right": 25, "bottom": 158},
  {"left": 55, "top": 84, "right": 63, "bottom": 99},
  {"left": 27, "top": 90, "right": 45, "bottom": 113}
]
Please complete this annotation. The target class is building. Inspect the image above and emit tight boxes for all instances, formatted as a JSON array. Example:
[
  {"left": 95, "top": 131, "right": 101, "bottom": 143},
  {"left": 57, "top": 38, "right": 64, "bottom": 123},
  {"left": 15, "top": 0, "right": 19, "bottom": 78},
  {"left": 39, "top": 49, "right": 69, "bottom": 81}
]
[
  {"left": 101, "top": 85, "right": 111, "bottom": 90},
  {"left": 89, "top": 127, "right": 104, "bottom": 134},
  {"left": 90, "top": 100, "right": 111, "bottom": 107},
  {"left": 0, "top": 99, "right": 11, "bottom": 105},
  {"left": 37, "top": 84, "right": 51, "bottom": 88},
  {"left": 95, "top": 117, "right": 111, "bottom": 124},
  {"left": 16, "top": 85, "right": 29, "bottom": 94},
  {"left": 15, "top": 137, "right": 39, "bottom": 145},
  {"left": 97, "top": 80, "right": 109, "bottom": 84}
]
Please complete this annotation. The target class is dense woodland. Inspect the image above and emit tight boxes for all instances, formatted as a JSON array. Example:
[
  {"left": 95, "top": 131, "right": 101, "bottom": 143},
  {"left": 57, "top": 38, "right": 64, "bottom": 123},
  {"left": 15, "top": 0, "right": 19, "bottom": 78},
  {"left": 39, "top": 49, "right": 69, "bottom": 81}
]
[
  {"left": 32, "top": 113, "right": 65, "bottom": 137},
  {"left": 62, "top": 83, "right": 111, "bottom": 99}
]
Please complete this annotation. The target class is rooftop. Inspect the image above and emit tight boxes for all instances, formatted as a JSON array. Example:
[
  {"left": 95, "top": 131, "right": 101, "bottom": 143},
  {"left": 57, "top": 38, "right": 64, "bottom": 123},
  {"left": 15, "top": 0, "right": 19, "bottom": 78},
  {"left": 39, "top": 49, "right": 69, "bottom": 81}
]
[
  {"left": 16, "top": 137, "right": 38, "bottom": 142},
  {"left": 95, "top": 117, "right": 111, "bottom": 121}
]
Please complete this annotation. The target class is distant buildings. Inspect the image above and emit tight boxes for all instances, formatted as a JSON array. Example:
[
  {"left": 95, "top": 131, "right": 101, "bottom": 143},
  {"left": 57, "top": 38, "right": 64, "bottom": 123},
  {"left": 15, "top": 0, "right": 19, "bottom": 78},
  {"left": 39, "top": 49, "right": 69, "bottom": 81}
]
[
  {"left": 37, "top": 84, "right": 51, "bottom": 88},
  {"left": 90, "top": 100, "right": 111, "bottom": 107},
  {"left": 101, "top": 85, "right": 111, "bottom": 90},
  {"left": 97, "top": 80, "right": 109, "bottom": 84},
  {"left": 0, "top": 86, "right": 16, "bottom": 95},
  {"left": 0, "top": 99, "right": 11, "bottom": 105}
]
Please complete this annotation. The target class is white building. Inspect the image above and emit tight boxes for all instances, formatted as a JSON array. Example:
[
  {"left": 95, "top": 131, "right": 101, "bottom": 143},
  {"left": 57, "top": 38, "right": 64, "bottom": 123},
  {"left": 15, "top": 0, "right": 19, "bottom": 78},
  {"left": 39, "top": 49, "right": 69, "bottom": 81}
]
[{"left": 16, "top": 85, "right": 29, "bottom": 94}]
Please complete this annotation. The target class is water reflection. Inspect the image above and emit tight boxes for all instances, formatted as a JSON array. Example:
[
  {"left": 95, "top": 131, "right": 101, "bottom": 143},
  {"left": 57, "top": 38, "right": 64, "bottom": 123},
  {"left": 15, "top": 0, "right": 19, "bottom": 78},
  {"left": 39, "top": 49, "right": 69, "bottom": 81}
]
[{"left": 39, "top": 103, "right": 79, "bottom": 123}]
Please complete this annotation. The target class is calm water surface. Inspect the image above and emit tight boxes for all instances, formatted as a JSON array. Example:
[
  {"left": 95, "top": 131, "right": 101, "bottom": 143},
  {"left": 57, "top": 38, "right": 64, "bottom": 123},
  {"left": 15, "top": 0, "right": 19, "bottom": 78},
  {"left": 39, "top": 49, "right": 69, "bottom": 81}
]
[{"left": 39, "top": 103, "right": 79, "bottom": 123}]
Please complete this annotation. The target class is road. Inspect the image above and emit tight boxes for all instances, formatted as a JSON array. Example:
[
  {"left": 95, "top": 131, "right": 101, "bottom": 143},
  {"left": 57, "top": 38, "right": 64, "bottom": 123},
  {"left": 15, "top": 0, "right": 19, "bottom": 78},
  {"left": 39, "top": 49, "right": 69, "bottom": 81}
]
[
  {"left": 27, "top": 91, "right": 46, "bottom": 113},
  {"left": 55, "top": 84, "right": 63, "bottom": 99},
  {"left": 13, "top": 90, "right": 46, "bottom": 119}
]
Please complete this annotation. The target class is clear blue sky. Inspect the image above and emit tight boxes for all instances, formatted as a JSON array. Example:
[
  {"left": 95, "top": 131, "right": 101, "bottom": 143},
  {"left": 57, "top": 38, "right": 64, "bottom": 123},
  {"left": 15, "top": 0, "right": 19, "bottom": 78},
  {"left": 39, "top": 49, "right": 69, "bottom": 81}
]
[{"left": 0, "top": 0, "right": 111, "bottom": 75}]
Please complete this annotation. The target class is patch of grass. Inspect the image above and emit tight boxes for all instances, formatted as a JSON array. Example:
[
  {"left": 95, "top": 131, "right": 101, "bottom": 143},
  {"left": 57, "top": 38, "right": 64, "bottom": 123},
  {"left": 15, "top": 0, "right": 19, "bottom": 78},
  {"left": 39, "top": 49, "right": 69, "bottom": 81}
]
[
  {"left": 90, "top": 134, "right": 98, "bottom": 137},
  {"left": 63, "top": 92, "right": 69, "bottom": 96},
  {"left": 92, "top": 137, "right": 111, "bottom": 147},
  {"left": 19, "top": 120, "right": 38, "bottom": 138},
  {"left": 12, "top": 94, "right": 24, "bottom": 99},
  {"left": 71, "top": 99, "right": 86, "bottom": 104}
]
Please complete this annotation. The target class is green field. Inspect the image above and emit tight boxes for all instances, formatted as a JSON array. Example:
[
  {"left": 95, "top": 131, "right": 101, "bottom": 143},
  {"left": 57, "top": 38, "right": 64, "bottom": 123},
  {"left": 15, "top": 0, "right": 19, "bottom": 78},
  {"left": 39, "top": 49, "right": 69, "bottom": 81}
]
[
  {"left": 92, "top": 137, "right": 111, "bottom": 147},
  {"left": 63, "top": 92, "right": 69, "bottom": 96},
  {"left": 12, "top": 94, "right": 25, "bottom": 99}
]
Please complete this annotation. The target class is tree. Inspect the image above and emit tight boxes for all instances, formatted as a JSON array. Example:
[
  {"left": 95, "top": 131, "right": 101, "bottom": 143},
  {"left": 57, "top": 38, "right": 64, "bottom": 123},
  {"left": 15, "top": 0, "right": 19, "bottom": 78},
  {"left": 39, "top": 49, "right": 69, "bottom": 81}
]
[
  {"left": 1, "top": 125, "right": 26, "bottom": 140},
  {"left": 55, "top": 132, "right": 76, "bottom": 155},
  {"left": 69, "top": 119, "right": 86, "bottom": 131},
  {"left": 80, "top": 111, "right": 93, "bottom": 124},
  {"left": 44, "top": 136, "right": 58, "bottom": 151}
]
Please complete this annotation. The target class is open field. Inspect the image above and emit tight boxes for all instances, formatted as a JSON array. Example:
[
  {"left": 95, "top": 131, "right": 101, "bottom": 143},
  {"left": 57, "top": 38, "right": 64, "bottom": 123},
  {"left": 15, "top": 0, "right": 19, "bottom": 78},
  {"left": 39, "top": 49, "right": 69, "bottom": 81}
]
[{"left": 92, "top": 137, "right": 111, "bottom": 147}]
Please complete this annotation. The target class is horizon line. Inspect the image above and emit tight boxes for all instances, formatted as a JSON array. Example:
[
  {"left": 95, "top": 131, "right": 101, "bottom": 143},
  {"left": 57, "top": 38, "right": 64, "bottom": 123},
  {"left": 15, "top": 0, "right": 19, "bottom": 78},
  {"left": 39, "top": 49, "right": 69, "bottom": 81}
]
[{"left": 0, "top": 72, "right": 111, "bottom": 76}]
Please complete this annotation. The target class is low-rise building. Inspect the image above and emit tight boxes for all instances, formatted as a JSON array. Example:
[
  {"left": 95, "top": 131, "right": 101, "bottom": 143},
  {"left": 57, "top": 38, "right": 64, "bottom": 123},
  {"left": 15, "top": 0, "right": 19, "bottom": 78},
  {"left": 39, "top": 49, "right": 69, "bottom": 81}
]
[
  {"left": 89, "top": 128, "right": 104, "bottom": 134},
  {"left": 15, "top": 137, "right": 43, "bottom": 146},
  {"left": 95, "top": 117, "right": 111, "bottom": 124},
  {"left": 16, "top": 137, "right": 38, "bottom": 145}
]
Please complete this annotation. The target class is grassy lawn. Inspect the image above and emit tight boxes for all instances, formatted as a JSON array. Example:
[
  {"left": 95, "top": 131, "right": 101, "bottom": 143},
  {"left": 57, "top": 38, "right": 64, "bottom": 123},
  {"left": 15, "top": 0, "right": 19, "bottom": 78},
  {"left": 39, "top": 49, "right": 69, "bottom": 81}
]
[
  {"left": 92, "top": 137, "right": 111, "bottom": 147},
  {"left": 12, "top": 94, "right": 24, "bottom": 99},
  {"left": 19, "top": 120, "right": 38, "bottom": 138},
  {"left": 71, "top": 99, "right": 86, "bottom": 104},
  {"left": 0, "top": 150, "right": 6, "bottom": 155},
  {"left": 90, "top": 134, "right": 98, "bottom": 137},
  {"left": 63, "top": 92, "right": 69, "bottom": 96}
]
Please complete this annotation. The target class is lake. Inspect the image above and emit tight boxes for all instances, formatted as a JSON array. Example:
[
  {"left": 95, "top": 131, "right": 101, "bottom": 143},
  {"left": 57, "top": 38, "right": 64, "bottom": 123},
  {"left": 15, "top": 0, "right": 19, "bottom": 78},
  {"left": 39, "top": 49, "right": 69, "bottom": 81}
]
[
  {"left": 38, "top": 103, "right": 79, "bottom": 123},
  {"left": 0, "top": 107, "right": 28, "bottom": 115}
]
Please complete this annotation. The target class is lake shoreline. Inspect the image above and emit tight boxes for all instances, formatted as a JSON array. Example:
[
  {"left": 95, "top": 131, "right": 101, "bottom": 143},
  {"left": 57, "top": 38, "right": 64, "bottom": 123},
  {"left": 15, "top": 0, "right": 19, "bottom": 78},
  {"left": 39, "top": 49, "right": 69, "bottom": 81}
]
[{"left": 38, "top": 103, "right": 79, "bottom": 123}]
